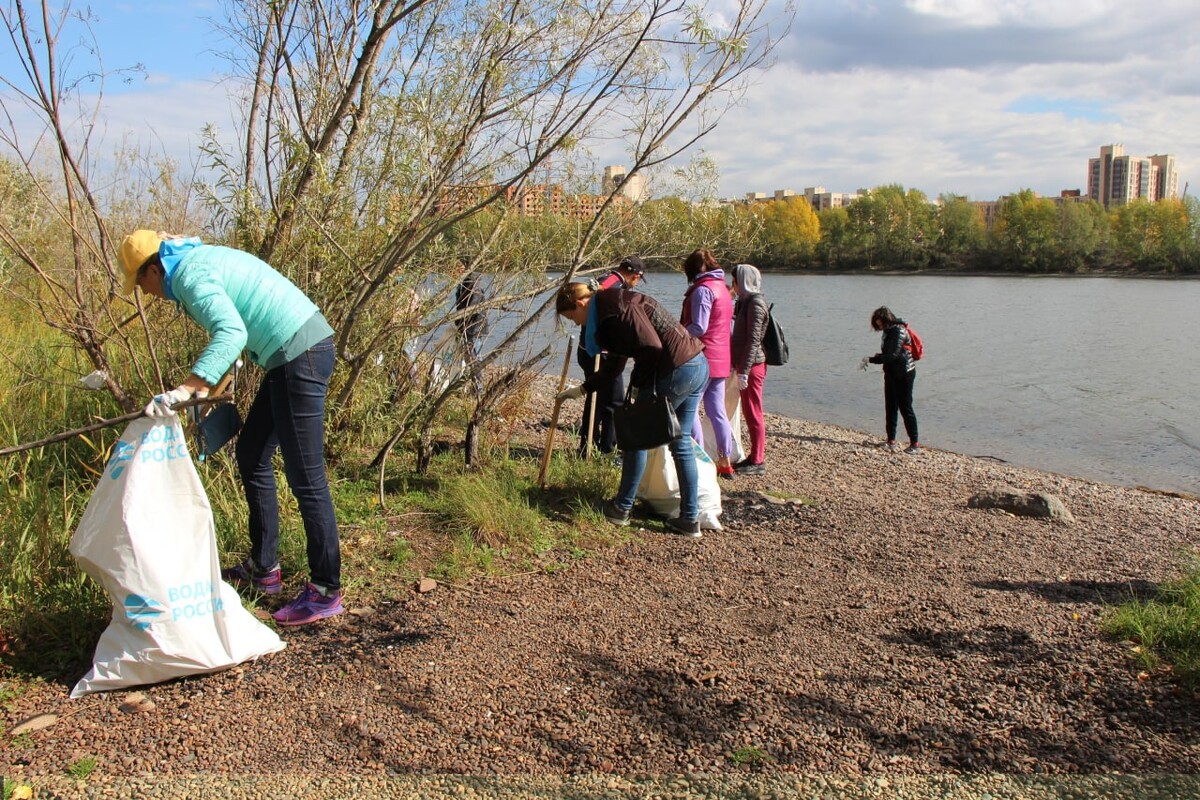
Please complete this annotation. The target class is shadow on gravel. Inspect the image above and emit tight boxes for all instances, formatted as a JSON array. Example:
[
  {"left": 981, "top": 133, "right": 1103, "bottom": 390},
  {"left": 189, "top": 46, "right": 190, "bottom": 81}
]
[
  {"left": 882, "top": 624, "right": 1054, "bottom": 666},
  {"left": 972, "top": 578, "right": 1160, "bottom": 606},
  {"left": 871, "top": 623, "right": 1199, "bottom": 772},
  {"left": 563, "top": 648, "right": 751, "bottom": 756}
]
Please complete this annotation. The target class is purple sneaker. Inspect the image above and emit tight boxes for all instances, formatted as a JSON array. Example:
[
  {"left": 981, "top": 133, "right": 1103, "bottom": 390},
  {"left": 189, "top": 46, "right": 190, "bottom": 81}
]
[
  {"left": 272, "top": 583, "right": 344, "bottom": 626},
  {"left": 221, "top": 558, "right": 282, "bottom": 595}
]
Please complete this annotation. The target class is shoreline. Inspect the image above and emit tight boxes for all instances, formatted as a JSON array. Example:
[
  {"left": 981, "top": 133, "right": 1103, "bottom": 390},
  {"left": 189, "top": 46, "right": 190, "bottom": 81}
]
[
  {"left": 540, "top": 374, "right": 1198, "bottom": 501},
  {"left": 640, "top": 267, "right": 1200, "bottom": 280}
]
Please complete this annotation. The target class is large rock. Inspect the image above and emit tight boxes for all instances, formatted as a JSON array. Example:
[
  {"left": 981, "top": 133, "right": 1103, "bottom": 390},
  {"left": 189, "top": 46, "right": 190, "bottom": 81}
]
[{"left": 967, "top": 485, "right": 1075, "bottom": 523}]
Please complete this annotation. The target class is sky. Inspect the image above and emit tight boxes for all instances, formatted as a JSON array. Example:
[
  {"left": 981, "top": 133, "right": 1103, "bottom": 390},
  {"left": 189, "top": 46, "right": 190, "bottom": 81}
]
[{"left": 2, "top": 0, "right": 1197, "bottom": 203}]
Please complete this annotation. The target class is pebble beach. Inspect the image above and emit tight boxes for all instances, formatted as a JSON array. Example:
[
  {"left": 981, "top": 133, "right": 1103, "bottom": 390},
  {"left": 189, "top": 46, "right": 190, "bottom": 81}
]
[{"left": 4, "top": 378, "right": 1199, "bottom": 799}]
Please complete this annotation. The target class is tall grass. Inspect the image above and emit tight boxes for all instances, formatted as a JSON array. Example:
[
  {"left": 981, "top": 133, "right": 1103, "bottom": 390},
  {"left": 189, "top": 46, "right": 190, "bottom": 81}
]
[
  {"left": 0, "top": 313, "right": 114, "bottom": 667},
  {"left": 1104, "top": 555, "right": 1200, "bottom": 688}
]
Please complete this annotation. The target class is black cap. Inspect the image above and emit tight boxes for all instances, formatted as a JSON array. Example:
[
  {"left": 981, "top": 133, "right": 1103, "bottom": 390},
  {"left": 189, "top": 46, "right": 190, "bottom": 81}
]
[{"left": 619, "top": 255, "right": 647, "bottom": 279}]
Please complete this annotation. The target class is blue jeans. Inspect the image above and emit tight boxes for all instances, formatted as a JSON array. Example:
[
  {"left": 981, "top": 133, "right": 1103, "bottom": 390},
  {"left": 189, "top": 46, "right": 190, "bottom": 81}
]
[
  {"left": 236, "top": 337, "right": 341, "bottom": 590},
  {"left": 614, "top": 354, "right": 710, "bottom": 522}
]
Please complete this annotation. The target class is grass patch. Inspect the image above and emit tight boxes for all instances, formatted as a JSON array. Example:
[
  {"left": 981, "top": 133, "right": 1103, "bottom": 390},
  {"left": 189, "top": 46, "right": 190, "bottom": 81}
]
[
  {"left": 729, "top": 745, "right": 775, "bottom": 766},
  {"left": 2, "top": 777, "right": 33, "bottom": 799},
  {"left": 66, "top": 756, "right": 98, "bottom": 780},
  {"left": 1103, "top": 556, "right": 1200, "bottom": 688}
]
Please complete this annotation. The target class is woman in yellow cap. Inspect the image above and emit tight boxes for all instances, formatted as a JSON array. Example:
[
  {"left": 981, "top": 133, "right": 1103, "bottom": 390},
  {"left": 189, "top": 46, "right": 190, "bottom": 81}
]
[{"left": 118, "top": 230, "right": 343, "bottom": 626}]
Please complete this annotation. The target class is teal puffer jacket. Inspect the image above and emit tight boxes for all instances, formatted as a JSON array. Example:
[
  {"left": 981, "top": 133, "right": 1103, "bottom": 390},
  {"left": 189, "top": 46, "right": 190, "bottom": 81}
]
[{"left": 168, "top": 244, "right": 327, "bottom": 384}]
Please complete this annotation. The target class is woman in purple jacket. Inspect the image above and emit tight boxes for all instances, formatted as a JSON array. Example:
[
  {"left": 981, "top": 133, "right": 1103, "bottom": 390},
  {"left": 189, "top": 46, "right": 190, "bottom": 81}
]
[{"left": 681, "top": 249, "right": 735, "bottom": 478}]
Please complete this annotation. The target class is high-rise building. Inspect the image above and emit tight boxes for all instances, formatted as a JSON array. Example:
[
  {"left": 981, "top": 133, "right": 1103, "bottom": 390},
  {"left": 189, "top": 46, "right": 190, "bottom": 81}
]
[
  {"left": 603, "top": 165, "right": 647, "bottom": 203},
  {"left": 1150, "top": 154, "right": 1179, "bottom": 201},
  {"left": 1088, "top": 144, "right": 1179, "bottom": 207}
]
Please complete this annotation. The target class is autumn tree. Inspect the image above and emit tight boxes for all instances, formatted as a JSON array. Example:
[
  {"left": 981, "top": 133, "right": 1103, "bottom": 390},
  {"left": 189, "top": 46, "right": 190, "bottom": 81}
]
[
  {"left": 990, "top": 189, "right": 1059, "bottom": 272},
  {"left": 749, "top": 196, "right": 820, "bottom": 268},
  {"left": 1054, "top": 199, "right": 1109, "bottom": 273},
  {"left": 814, "top": 206, "right": 850, "bottom": 269},
  {"left": 845, "top": 184, "right": 936, "bottom": 269},
  {"left": 932, "top": 194, "right": 986, "bottom": 271},
  {"left": 1110, "top": 198, "right": 1191, "bottom": 272}
]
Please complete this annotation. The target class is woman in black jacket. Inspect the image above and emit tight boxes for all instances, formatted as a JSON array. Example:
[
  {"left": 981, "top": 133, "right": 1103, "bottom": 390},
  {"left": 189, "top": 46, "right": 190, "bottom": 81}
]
[
  {"left": 556, "top": 282, "right": 709, "bottom": 537},
  {"left": 729, "top": 264, "right": 769, "bottom": 475},
  {"left": 866, "top": 306, "right": 920, "bottom": 454}
]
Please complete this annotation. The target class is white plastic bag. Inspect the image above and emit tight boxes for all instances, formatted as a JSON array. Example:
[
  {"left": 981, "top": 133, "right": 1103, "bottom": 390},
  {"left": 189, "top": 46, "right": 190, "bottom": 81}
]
[
  {"left": 636, "top": 439, "right": 723, "bottom": 530},
  {"left": 69, "top": 417, "right": 284, "bottom": 697},
  {"left": 699, "top": 378, "right": 746, "bottom": 464}
]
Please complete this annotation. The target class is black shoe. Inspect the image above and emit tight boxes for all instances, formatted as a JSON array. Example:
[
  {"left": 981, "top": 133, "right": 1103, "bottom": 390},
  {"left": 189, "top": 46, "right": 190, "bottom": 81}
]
[
  {"left": 602, "top": 500, "right": 631, "bottom": 527},
  {"left": 735, "top": 460, "right": 765, "bottom": 476},
  {"left": 665, "top": 517, "right": 702, "bottom": 538}
]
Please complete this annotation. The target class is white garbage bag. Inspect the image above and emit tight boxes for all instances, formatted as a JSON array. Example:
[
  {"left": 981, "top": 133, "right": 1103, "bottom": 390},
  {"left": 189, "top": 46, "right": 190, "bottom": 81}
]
[
  {"left": 699, "top": 378, "right": 746, "bottom": 465},
  {"left": 69, "top": 417, "right": 284, "bottom": 697},
  {"left": 636, "top": 439, "right": 723, "bottom": 530}
]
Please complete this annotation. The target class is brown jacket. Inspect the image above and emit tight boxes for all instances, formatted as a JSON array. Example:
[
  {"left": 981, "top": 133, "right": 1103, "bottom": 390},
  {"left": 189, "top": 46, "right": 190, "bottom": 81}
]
[{"left": 583, "top": 288, "right": 704, "bottom": 392}]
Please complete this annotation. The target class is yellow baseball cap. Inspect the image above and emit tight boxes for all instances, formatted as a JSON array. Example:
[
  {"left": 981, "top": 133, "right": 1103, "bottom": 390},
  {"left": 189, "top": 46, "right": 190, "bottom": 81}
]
[{"left": 117, "top": 229, "right": 163, "bottom": 295}]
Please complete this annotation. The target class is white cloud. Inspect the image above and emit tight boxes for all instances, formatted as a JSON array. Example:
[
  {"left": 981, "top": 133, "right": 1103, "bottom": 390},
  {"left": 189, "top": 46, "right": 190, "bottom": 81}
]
[
  {"left": 682, "top": 0, "right": 1200, "bottom": 199},
  {"left": 5, "top": 0, "right": 1196, "bottom": 206},
  {"left": 904, "top": 0, "right": 1112, "bottom": 28}
]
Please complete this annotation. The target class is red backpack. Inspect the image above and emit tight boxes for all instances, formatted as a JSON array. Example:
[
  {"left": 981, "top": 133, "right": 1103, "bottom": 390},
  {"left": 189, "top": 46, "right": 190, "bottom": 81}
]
[{"left": 903, "top": 324, "right": 924, "bottom": 361}]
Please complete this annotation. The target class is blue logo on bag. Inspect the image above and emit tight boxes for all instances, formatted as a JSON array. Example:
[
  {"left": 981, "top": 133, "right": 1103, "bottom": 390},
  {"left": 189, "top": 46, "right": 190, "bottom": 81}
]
[
  {"left": 105, "top": 441, "right": 135, "bottom": 480},
  {"left": 123, "top": 594, "right": 165, "bottom": 630},
  {"left": 104, "top": 426, "right": 190, "bottom": 480}
]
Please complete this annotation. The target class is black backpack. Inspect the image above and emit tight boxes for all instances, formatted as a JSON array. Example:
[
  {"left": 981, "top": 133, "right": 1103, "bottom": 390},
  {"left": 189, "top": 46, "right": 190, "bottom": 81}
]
[{"left": 762, "top": 303, "right": 789, "bottom": 367}]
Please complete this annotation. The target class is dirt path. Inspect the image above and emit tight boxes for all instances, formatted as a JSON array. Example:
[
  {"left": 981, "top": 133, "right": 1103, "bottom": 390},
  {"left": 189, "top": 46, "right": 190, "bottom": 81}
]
[{"left": 4, "top": 406, "right": 1200, "bottom": 798}]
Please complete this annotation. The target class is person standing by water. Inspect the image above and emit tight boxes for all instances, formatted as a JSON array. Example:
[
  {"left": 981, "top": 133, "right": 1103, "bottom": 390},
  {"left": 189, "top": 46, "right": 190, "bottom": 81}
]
[
  {"left": 864, "top": 306, "right": 921, "bottom": 454},
  {"left": 575, "top": 256, "right": 646, "bottom": 457},
  {"left": 118, "top": 229, "right": 344, "bottom": 626},
  {"left": 555, "top": 281, "right": 709, "bottom": 537},
  {"left": 729, "top": 264, "right": 770, "bottom": 475},
  {"left": 681, "top": 249, "right": 736, "bottom": 478}
]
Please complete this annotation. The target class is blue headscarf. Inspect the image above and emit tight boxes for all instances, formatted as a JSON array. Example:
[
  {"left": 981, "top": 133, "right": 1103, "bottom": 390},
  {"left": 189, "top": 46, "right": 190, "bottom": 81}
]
[
  {"left": 157, "top": 236, "right": 204, "bottom": 302},
  {"left": 582, "top": 294, "right": 602, "bottom": 358}
]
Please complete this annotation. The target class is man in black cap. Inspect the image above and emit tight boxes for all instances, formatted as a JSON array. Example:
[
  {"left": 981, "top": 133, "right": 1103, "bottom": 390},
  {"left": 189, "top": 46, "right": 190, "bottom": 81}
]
[{"left": 576, "top": 256, "right": 647, "bottom": 457}]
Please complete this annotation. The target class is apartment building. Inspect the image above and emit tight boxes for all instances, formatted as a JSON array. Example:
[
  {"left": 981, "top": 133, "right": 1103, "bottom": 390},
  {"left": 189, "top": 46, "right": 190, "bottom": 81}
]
[
  {"left": 435, "top": 169, "right": 635, "bottom": 219},
  {"left": 740, "top": 186, "right": 861, "bottom": 211},
  {"left": 603, "top": 165, "right": 648, "bottom": 204},
  {"left": 1087, "top": 144, "right": 1179, "bottom": 207}
]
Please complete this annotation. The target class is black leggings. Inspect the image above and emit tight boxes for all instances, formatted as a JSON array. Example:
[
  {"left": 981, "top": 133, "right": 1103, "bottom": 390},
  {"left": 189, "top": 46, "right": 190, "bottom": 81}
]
[{"left": 883, "top": 369, "right": 919, "bottom": 444}]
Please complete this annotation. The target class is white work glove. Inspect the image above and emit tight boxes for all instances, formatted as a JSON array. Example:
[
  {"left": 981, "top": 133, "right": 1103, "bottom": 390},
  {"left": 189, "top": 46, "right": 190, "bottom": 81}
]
[
  {"left": 860, "top": 356, "right": 871, "bottom": 371},
  {"left": 737, "top": 372, "right": 749, "bottom": 391},
  {"left": 144, "top": 386, "right": 192, "bottom": 417},
  {"left": 556, "top": 384, "right": 584, "bottom": 402}
]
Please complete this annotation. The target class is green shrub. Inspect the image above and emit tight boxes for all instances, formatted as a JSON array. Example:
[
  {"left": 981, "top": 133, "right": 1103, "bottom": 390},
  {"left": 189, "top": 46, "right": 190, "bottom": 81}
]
[{"left": 1104, "top": 555, "right": 1200, "bottom": 687}]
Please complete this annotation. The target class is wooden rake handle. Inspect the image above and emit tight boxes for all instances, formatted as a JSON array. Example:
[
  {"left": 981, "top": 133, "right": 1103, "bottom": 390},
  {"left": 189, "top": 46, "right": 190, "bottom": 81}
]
[{"left": 537, "top": 336, "right": 575, "bottom": 488}]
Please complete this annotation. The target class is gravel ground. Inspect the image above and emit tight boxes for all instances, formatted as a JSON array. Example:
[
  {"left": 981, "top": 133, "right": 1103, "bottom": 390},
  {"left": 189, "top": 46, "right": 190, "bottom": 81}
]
[{"left": 4, "top": 378, "right": 1200, "bottom": 798}]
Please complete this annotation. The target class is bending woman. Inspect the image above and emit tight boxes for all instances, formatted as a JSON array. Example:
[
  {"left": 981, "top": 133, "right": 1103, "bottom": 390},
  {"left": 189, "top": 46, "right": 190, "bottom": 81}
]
[
  {"left": 556, "top": 282, "right": 709, "bottom": 537},
  {"left": 866, "top": 305, "right": 920, "bottom": 454},
  {"left": 118, "top": 229, "right": 343, "bottom": 626}
]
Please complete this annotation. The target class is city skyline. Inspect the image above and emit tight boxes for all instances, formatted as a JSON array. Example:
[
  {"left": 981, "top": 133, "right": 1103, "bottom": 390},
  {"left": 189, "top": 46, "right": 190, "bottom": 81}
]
[
  {"left": 1, "top": 2, "right": 1196, "bottom": 203},
  {"left": 737, "top": 142, "right": 1182, "bottom": 208}
]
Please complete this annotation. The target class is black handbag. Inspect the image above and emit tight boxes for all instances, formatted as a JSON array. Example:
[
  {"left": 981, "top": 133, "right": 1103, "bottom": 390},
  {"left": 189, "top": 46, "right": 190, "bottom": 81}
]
[{"left": 613, "top": 386, "right": 681, "bottom": 451}]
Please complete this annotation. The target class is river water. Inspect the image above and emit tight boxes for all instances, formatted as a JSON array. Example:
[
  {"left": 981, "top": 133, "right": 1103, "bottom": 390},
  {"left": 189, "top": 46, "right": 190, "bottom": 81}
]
[{"left": 548, "top": 272, "right": 1199, "bottom": 495}]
